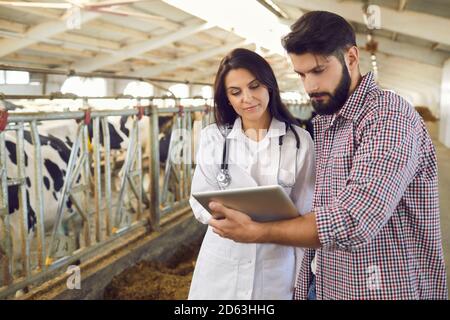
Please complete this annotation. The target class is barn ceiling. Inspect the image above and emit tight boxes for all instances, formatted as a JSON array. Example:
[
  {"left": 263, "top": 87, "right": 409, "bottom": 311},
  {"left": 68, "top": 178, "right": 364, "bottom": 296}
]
[{"left": 0, "top": 0, "right": 449, "bottom": 113}]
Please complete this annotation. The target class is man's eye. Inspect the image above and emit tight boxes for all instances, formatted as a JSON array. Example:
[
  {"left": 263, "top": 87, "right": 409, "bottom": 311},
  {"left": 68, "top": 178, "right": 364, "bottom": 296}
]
[{"left": 313, "top": 69, "right": 324, "bottom": 74}]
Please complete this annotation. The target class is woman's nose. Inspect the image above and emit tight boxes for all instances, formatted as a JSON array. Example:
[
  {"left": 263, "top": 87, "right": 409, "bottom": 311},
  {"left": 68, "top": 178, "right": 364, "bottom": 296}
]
[{"left": 242, "top": 89, "right": 253, "bottom": 103}]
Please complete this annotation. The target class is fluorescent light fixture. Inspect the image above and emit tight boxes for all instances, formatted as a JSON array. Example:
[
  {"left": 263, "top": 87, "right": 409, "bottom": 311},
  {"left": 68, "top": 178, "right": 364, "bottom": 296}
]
[
  {"left": 5, "top": 70, "right": 29, "bottom": 84},
  {"left": 61, "top": 76, "right": 107, "bottom": 97},
  {"left": 124, "top": 81, "right": 154, "bottom": 97},
  {"left": 256, "top": 0, "right": 289, "bottom": 19},
  {"left": 168, "top": 83, "right": 189, "bottom": 98},
  {"left": 163, "top": 0, "right": 290, "bottom": 55},
  {"left": 201, "top": 85, "right": 212, "bottom": 99}
]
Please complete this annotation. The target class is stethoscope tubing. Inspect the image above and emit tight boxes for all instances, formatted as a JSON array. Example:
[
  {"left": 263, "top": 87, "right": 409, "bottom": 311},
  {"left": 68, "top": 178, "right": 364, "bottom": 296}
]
[{"left": 217, "top": 122, "right": 300, "bottom": 189}]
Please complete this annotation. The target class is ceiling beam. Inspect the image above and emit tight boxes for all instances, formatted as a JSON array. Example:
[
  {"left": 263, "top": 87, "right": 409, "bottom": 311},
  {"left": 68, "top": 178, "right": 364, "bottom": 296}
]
[
  {"left": 0, "top": 18, "right": 27, "bottom": 33},
  {"left": 0, "top": 12, "right": 99, "bottom": 58},
  {"left": 0, "top": 5, "right": 62, "bottom": 19},
  {"left": 359, "top": 51, "right": 442, "bottom": 80},
  {"left": 283, "top": 16, "right": 448, "bottom": 67},
  {"left": 52, "top": 32, "right": 121, "bottom": 50},
  {"left": 85, "top": 20, "right": 149, "bottom": 40},
  {"left": 355, "top": 33, "right": 448, "bottom": 67},
  {"left": 194, "top": 32, "right": 224, "bottom": 46},
  {"left": 398, "top": 0, "right": 408, "bottom": 12},
  {"left": 28, "top": 43, "right": 95, "bottom": 58},
  {"left": 72, "top": 21, "right": 213, "bottom": 72},
  {"left": 168, "top": 41, "right": 202, "bottom": 53},
  {"left": 0, "top": 4, "right": 174, "bottom": 55},
  {"left": 0, "top": 17, "right": 189, "bottom": 57},
  {"left": 104, "top": 5, "right": 181, "bottom": 30},
  {"left": 191, "top": 70, "right": 217, "bottom": 82},
  {"left": 40, "top": 37, "right": 117, "bottom": 54},
  {"left": 3, "top": 52, "right": 72, "bottom": 66},
  {"left": 277, "top": 0, "right": 450, "bottom": 46},
  {"left": 129, "top": 40, "right": 247, "bottom": 77},
  {"left": 139, "top": 53, "right": 172, "bottom": 64}
]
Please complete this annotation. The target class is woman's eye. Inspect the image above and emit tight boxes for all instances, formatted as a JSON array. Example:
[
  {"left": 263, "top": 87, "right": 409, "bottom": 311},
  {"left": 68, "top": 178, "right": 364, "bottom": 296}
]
[
  {"left": 230, "top": 91, "right": 240, "bottom": 96},
  {"left": 249, "top": 83, "right": 260, "bottom": 89}
]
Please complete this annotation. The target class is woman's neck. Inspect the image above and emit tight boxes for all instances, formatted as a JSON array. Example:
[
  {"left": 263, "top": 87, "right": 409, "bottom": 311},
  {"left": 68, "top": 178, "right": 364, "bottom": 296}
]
[{"left": 241, "top": 113, "right": 272, "bottom": 142}]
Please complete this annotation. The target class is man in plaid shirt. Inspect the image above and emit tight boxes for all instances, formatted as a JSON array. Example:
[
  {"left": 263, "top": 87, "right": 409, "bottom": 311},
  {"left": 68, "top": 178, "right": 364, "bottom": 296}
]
[{"left": 208, "top": 11, "right": 448, "bottom": 299}]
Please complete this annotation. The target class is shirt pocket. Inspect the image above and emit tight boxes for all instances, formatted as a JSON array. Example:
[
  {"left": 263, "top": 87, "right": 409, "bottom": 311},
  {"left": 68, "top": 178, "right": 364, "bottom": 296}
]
[{"left": 331, "top": 153, "right": 353, "bottom": 197}]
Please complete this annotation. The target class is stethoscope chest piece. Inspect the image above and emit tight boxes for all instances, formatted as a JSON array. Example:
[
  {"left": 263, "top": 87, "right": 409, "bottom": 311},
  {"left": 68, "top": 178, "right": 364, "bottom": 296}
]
[
  {"left": 216, "top": 169, "right": 231, "bottom": 188},
  {"left": 215, "top": 122, "right": 300, "bottom": 189}
]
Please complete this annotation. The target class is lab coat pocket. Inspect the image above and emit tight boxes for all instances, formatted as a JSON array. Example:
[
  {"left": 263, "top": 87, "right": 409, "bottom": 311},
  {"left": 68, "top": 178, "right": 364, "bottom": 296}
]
[
  {"left": 278, "top": 168, "right": 295, "bottom": 195},
  {"left": 262, "top": 253, "right": 296, "bottom": 300},
  {"left": 195, "top": 247, "right": 239, "bottom": 299}
]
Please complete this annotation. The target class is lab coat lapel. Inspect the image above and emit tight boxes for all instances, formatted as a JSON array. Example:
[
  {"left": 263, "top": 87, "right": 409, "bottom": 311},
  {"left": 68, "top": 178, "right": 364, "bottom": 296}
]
[
  {"left": 225, "top": 117, "right": 258, "bottom": 188},
  {"left": 226, "top": 163, "right": 259, "bottom": 188},
  {"left": 223, "top": 117, "right": 291, "bottom": 189}
]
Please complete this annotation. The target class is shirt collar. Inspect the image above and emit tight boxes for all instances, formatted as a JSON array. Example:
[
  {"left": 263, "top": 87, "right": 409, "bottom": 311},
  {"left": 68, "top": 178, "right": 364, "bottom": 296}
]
[
  {"left": 226, "top": 116, "right": 287, "bottom": 140},
  {"left": 313, "top": 71, "right": 378, "bottom": 124},
  {"left": 226, "top": 117, "right": 242, "bottom": 139}
]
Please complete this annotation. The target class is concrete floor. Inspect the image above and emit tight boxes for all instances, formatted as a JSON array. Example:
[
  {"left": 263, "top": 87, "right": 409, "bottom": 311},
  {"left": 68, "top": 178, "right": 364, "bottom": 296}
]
[{"left": 427, "top": 121, "right": 450, "bottom": 292}]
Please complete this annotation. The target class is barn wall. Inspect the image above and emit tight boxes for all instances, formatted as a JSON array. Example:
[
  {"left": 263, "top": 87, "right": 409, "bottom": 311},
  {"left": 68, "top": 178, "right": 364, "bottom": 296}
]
[{"left": 439, "top": 58, "right": 450, "bottom": 148}]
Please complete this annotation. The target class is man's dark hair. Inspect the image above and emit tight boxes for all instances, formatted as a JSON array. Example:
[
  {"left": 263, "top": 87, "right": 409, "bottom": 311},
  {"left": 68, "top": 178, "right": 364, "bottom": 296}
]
[{"left": 282, "top": 11, "right": 356, "bottom": 59}]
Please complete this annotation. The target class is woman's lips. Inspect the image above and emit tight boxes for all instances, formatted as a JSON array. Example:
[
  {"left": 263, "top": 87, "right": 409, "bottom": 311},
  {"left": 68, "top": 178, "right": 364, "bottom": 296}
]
[{"left": 244, "top": 105, "right": 259, "bottom": 111}]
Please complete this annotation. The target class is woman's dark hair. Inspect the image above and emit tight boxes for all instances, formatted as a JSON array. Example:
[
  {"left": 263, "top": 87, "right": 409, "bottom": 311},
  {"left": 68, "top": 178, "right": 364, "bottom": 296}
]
[
  {"left": 282, "top": 11, "right": 356, "bottom": 61},
  {"left": 213, "top": 48, "right": 298, "bottom": 127}
]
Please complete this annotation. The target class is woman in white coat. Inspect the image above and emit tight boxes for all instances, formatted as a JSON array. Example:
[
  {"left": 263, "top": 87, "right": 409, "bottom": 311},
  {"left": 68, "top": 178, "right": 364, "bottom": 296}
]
[{"left": 188, "top": 48, "right": 315, "bottom": 300}]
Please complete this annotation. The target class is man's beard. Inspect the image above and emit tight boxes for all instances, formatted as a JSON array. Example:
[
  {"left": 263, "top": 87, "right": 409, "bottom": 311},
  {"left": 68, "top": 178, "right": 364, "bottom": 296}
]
[{"left": 309, "top": 66, "right": 351, "bottom": 116}]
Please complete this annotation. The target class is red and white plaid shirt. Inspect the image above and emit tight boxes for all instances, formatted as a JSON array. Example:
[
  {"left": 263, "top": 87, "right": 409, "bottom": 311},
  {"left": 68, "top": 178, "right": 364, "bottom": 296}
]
[{"left": 294, "top": 72, "right": 448, "bottom": 300}]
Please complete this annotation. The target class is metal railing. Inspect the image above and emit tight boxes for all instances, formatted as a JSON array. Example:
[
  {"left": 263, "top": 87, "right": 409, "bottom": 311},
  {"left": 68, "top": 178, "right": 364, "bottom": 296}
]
[
  {"left": 0, "top": 99, "right": 308, "bottom": 298},
  {"left": 0, "top": 103, "right": 213, "bottom": 298}
]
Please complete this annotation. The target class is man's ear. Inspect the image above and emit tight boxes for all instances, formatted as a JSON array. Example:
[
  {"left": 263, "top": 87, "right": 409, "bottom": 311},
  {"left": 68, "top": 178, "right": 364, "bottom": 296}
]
[{"left": 346, "top": 46, "right": 359, "bottom": 71}]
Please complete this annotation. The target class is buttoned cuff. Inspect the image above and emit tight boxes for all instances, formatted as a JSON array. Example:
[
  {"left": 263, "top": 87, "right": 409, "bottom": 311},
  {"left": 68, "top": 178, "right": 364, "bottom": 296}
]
[{"left": 314, "top": 204, "right": 347, "bottom": 251}]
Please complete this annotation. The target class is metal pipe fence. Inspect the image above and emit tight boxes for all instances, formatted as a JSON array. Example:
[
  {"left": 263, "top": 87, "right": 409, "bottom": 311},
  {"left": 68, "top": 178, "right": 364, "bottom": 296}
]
[
  {"left": 0, "top": 103, "right": 213, "bottom": 298},
  {"left": 0, "top": 100, "right": 308, "bottom": 298}
]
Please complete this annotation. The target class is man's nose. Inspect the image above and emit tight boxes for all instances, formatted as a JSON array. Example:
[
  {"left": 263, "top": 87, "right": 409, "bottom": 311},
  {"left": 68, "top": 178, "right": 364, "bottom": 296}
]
[{"left": 304, "top": 77, "right": 319, "bottom": 94}]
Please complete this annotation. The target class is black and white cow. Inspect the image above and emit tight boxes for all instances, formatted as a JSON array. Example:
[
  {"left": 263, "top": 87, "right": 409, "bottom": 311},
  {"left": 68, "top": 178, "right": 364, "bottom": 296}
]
[
  {"left": 0, "top": 113, "right": 154, "bottom": 263},
  {"left": 0, "top": 111, "right": 180, "bottom": 267},
  {"left": 1, "top": 129, "right": 73, "bottom": 265}
]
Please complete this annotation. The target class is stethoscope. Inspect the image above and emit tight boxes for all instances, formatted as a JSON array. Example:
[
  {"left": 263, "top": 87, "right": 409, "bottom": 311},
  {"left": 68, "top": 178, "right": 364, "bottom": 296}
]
[{"left": 216, "top": 122, "right": 301, "bottom": 189}]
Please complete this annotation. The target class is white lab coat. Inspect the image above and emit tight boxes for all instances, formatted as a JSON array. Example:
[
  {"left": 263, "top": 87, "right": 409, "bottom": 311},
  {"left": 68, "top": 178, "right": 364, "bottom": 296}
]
[{"left": 188, "top": 117, "right": 315, "bottom": 300}]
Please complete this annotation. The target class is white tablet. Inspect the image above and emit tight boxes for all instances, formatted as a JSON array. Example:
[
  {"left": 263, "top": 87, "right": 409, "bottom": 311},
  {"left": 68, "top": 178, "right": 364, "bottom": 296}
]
[{"left": 192, "top": 185, "right": 299, "bottom": 222}]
